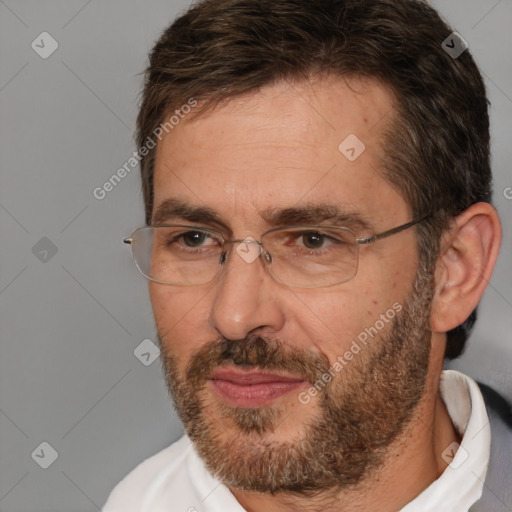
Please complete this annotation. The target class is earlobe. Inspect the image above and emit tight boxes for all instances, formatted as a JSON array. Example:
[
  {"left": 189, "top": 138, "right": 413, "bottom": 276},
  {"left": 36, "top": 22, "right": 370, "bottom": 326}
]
[{"left": 430, "top": 203, "right": 502, "bottom": 333}]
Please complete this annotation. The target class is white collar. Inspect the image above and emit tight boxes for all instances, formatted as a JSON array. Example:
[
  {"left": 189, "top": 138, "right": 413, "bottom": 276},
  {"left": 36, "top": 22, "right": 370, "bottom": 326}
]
[{"left": 400, "top": 370, "right": 491, "bottom": 512}]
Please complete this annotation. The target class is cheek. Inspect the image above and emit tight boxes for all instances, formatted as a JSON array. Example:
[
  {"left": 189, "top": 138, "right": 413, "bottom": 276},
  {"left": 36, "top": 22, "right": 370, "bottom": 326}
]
[
  {"left": 291, "top": 279, "right": 402, "bottom": 364},
  {"left": 149, "top": 284, "right": 212, "bottom": 362}
]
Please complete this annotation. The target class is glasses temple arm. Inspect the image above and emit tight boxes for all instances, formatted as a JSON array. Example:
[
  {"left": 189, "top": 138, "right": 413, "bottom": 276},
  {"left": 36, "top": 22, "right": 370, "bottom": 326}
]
[{"left": 356, "top": 215, "right": 429, "bottom": 245}]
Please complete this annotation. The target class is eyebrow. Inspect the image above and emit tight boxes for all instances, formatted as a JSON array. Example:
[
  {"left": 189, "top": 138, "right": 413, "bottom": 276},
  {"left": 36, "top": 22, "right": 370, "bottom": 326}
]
[
  {"left": 152, "top": 198, "right": 374, "bottom": 233},
  {"left": 261, "top": 204, "right": 373, "bottom": 232},
  {"left": 152, "top": 198, "right": 225, "bottom": 228}
]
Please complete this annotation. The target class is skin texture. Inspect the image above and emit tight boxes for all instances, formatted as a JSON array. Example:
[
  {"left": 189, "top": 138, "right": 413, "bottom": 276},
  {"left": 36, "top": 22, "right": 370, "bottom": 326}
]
[{"left": 148, "top": 75, "right": 502, "bottom": 512}]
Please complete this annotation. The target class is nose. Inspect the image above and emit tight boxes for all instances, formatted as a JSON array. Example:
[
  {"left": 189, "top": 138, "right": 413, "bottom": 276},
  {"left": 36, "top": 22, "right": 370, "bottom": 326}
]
[{"left": 208, "top": 239, "right": 285, "bottom": 340}]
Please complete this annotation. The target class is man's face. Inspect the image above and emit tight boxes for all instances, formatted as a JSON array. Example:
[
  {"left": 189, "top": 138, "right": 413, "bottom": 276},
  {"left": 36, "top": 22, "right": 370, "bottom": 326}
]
[{"left": 150, "top": 76, "right": 434, "bottom": 491}]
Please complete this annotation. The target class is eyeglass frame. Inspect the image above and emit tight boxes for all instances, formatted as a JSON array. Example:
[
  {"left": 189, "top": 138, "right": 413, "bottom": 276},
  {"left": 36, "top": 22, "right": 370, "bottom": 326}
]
[{"left": 123, "top": 215, "right": 429, "bottom": 288}]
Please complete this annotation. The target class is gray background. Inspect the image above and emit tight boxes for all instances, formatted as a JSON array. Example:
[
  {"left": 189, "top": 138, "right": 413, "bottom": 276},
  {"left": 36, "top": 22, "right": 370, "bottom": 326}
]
[{"left": 0, "top": 0, "right": 510, "bottom": 510}]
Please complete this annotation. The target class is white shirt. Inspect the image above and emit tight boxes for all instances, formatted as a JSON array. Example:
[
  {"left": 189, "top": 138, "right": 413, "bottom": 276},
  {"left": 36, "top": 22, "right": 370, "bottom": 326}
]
[{"left": 103, "top": 370, "right": 490, "bottom": 512}]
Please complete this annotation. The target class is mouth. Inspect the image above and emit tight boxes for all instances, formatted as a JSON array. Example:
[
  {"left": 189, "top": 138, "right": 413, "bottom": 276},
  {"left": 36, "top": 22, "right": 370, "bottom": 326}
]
[{"left": 208, "top": 367, "right": 308, "bottom": 408}]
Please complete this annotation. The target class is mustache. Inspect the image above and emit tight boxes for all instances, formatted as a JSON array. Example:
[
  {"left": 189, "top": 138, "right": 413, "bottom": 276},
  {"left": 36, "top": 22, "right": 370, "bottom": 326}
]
[{"left": 183, "top": 336, "right": 331, "bottom": 386}]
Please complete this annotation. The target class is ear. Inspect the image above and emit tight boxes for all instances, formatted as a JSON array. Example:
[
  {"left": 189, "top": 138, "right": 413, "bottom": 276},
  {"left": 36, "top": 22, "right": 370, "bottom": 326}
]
[{"left": 431, "top": 202, "right": 502, "bottom": 333}]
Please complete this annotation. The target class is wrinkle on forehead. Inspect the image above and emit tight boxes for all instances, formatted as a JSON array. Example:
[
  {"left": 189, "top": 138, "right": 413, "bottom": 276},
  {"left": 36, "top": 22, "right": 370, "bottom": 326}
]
[{"left": 152, "top": 74, "right": 405, "bottom": 233}]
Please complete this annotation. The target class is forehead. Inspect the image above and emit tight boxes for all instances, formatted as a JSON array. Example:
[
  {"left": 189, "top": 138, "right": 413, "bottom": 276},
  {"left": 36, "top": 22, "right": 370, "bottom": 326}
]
[{"left": 152, "top": 75, "right": 407, "bottom": 230}]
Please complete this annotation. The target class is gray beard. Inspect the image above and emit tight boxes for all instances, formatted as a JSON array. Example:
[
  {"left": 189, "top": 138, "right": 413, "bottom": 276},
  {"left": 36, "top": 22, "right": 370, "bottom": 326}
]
[{"left": 159, "top": 264, "right": 434, "bottom": 494}]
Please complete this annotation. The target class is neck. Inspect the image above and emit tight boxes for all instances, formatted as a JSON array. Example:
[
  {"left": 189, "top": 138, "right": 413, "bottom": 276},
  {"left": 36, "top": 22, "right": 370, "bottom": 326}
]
[{"left": 230, "top": 346, "right": 459, "bottom": 512}]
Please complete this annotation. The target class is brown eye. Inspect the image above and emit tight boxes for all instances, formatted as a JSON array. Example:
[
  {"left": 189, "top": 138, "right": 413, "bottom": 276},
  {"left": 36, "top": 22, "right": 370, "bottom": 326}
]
[
  {"left": 302, "top": 232, "right": 326, "bottom": 249},
  {"left": 181, "top": 231, "right": 208, "bottom": 247}
]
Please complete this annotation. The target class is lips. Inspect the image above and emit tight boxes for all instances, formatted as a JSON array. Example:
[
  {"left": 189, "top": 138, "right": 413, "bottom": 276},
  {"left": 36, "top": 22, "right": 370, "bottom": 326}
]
[{"left": 208, "top": 367, "right": 307, "bottom": 407}]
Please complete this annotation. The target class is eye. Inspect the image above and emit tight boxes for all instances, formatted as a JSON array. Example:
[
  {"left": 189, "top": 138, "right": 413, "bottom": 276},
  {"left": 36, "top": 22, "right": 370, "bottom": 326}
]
[
  {"left": 181, "top": 230, "right": 211, "bottom": 247},
  {"left": 157, "top": 228, "right": 223, "bottom": 252},
  {"left": 298, "top": 232, "right": 334, "bottom": 250}
]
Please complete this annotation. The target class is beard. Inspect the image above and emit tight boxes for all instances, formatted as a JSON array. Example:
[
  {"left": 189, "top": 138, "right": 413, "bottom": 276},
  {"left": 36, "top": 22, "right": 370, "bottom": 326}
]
[{"left": 158, "top": 261, "right": 434, "bottom": 494}]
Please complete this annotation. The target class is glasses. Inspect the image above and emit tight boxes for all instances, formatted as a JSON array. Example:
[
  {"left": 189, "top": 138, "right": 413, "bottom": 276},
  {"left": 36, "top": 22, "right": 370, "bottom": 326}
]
[{"left": 123, "top": 217, "right": 428, "bottom": 288}]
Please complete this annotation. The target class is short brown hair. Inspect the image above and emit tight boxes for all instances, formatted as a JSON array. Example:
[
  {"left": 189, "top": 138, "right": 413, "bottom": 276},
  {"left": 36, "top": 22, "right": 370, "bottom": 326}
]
[{"left": 136, "top": 0, "right": 492, "bottom": 359}]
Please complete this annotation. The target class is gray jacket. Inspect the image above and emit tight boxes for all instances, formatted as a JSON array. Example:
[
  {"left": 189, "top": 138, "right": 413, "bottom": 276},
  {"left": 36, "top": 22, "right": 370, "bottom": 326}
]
[{"left": 470, "top": 383, "right": 512, "bottom": 511}]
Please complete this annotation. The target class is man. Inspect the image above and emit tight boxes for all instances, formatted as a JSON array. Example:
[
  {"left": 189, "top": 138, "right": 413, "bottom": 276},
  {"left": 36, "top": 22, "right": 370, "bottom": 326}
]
[{"left": 104, "top": 0, "right": 511, "bottom": 510}]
